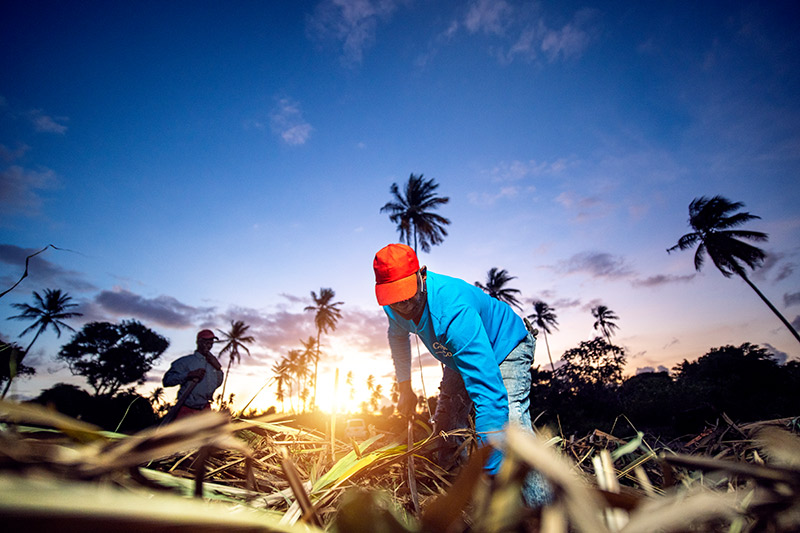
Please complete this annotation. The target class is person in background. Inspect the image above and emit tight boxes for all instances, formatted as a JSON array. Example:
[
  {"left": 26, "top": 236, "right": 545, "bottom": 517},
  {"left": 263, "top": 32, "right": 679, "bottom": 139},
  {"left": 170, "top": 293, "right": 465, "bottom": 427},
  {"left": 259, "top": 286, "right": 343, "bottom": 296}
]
[
  {"left": 373, "top": 243, "right": 550, "bottom": 507},
  {"left": 163, "top": 329, "right": 224, "bottom": 419}
]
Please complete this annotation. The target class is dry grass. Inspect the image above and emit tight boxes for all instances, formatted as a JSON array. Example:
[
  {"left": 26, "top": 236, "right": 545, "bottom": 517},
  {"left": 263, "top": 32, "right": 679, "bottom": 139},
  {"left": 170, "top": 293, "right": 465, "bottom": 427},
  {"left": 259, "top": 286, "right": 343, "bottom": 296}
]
[{"left": 1, "top": 400, "right": 798, "bottom": 532}]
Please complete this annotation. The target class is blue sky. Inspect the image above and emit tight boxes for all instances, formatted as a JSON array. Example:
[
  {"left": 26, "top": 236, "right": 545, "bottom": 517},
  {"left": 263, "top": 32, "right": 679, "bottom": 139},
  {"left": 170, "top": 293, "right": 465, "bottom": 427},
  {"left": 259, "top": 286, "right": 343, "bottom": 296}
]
[{"left": 1, "top": 1, "right": 799, "bottom": 413}]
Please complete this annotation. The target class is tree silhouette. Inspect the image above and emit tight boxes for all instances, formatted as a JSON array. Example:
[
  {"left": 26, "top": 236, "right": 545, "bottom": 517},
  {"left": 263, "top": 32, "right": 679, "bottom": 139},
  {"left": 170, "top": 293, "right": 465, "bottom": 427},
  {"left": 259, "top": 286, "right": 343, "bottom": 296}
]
[
  {"left": 370, "top": 383, "right": 383, "bottom": 413},
  {"left": 271, "top": 359, "right": 289, "bottom": 412},
  {"left": 668, "top": 195, "right": 800, "bottom": 344},
  {"left": 591, "top": 305, "right": 619, "bottom": 344},
  {"left": 380, "top": 173, "right": 450, "bottom": 253},
  {"left": 0, "top": 337, "right": 34, "bottom": 386},
  {"left": 57, "top": 320, "right": 169, "bottom": 397},
  {"left": 304, "top": 288, "right": 343, "bottom": 410},
  {"left": 475, "top": 267, "right": 523, "bottom": 310},
  {"left": 528, "top": 300, "right": 558, "bottom": 371},
  {"left": 346, "top": 370, "right": 355, "bottom": 401},
  {"left": 285, "top": 349, "right": 305, "bottom": 412},
  {"left": 555, "top": 336, "right": 626, "bottom": 391},
  {"left": 217, "top": 320, "right": 255, "bottom": 407},
  {"left": 5, "top": 288, "right": 83, "bottom": 397},
  {"left": 672, "top": 343, "right": 796, "bottom": 426}
]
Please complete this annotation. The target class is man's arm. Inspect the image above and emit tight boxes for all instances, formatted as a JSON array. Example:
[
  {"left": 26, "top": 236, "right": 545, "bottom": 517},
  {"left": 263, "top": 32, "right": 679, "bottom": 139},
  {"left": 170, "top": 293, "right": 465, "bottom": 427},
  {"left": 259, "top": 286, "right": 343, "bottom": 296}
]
[
  {"left": 445, "top": 307, "right": 510, "bottom": 472},
  {"left": 387, "top": 315, "right": 413, "bottom": 382},
  {"left": 163, "top": 357, "right": 189, "bottom": 387}
]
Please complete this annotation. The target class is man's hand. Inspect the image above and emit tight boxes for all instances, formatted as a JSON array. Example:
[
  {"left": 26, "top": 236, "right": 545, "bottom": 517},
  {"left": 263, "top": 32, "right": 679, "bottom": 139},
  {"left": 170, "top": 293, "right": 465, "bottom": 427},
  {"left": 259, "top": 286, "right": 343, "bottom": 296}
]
[
  {"left": 397, "top": 380, "right": 417, "bottom": 417},
  {"left": 187, "top": 368, "right": 206, "bottom": 381}
]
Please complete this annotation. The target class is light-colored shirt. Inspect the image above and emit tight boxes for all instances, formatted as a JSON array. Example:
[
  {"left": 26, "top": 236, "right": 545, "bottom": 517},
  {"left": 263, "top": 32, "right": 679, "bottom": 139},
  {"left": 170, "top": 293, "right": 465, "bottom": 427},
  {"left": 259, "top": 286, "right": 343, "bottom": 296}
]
[{"left": 163, "top": 351, "right": 224, "bottom": 409}]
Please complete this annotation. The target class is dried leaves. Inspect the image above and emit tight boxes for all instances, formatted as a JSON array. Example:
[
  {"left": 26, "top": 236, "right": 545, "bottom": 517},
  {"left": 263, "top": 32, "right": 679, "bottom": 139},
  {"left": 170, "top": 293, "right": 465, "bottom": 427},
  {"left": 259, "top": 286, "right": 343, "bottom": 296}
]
[{"left": 1, "top": 399, "right": 799, "bottom": 533}]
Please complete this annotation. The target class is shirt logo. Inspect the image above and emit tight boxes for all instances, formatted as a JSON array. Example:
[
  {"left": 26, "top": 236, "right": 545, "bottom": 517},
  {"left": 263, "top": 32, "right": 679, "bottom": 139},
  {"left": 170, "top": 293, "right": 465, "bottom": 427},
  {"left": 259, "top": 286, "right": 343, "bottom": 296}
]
[{"left": 433, "top": 341, "right": 453, "bottom": 358}]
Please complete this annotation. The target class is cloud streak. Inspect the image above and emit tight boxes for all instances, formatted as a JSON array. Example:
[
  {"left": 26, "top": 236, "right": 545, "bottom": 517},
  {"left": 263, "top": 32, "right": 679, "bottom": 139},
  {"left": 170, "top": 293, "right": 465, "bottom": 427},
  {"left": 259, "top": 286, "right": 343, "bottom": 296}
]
[
  {"left": 307, "top": 0, "right": 401, "bottom": 65},
  {"left": 558, "top": 251, "right": 633, "bottom": 280},
  {"left": 0, "top": 166, "right": 59, "bottom": 217},
  {"left": 28, "top": 109, "right": 68, "bottom": 134},
  {"left": 88, "top": 288, "right": 216, "bottom": 329},
  {"left": 270, "top": 98, "right": 313, "bottom": 146}
]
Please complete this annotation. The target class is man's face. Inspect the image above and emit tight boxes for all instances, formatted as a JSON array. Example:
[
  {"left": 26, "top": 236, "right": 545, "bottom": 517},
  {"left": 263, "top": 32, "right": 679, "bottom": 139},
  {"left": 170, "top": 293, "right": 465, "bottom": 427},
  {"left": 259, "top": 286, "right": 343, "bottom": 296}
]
[
  {"left": 197, "top": 338, "right": 214, "bottom": 355},
  {"left": 389, "top": 270, "right": 427, "bottom": 321}
]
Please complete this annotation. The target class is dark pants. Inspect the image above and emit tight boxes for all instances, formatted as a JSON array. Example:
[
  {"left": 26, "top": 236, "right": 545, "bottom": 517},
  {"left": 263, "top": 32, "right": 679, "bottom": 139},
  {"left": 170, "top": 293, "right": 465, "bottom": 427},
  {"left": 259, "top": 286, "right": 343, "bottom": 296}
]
[{"left": 175, "top": 403, "right": 210, "bottom": 420}]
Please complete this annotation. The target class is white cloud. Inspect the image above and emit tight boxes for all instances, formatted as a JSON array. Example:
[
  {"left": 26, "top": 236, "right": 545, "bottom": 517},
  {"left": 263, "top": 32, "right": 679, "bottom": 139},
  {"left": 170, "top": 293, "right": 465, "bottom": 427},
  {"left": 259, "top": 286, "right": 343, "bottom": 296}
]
[
  {"left": 467, "top": 186, "right": 520, "bottom": 206},
  {"left": 0, "top": 143, "right": 30, "bottom": 162},
  {"left": 0, "top": 165, "right": 59, "bottom": 216},
  {"left": 270, "top": 98, "right": 313, "bottom": 146},
  {"left": 464, "top": 0, "right": 512, "bottom": 36},
  {"left": 490, "top": 158, "right": 571, "bottom": 182},
  {"left": 29, "top": 109, "right": 68, "bottom": 134},
  {"left": 540, "top": 9, "right": 598, "bottom": 62},
  {"left": 307, "top": 0, "right": 401, "bottom": 65}
]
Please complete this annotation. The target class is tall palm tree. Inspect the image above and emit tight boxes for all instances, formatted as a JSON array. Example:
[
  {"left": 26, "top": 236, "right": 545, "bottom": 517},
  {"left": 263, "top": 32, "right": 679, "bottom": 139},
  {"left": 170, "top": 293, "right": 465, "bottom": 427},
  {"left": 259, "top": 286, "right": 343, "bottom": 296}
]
[
  {"left": 346, "top": 370, "right": 355, "bottom": 401},
  {"left": 270, "top": 360, "right": 289, "bottom": 412},
  {"left": 668, "top": 195, "right": 800, "bottom": 344},
  {"left": 282, "top": 349, "right": 304, "bottom": 413},
  {"left": 380, "top": 173, "right": 451, "bottom": 253},
  {"left": 5, "top": 288, "right": 82, "bottom": 397},
  {"left": 475, "top": 268, "right": 523, "bottom": 310},
  {"left": 527, "top": 300, "right": 558, "bottom": 371},
  {"left": 300, "top": 336, "right": 319, "bottom": 408},
  {"left": 216, "top": 320, "right": 255, "bottom": 408},
  {"left": 591, "top": 305, "right": 619, "bottom": 344},
  {"left": 304, "top": 288, "right": 343, "bottom": 410}
]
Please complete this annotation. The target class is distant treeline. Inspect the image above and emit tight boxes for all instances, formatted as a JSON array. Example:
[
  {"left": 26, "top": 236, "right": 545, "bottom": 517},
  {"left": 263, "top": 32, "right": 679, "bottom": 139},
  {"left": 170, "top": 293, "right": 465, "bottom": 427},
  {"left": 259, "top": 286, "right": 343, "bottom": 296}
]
[{"left": 528, "top": 341, "right": 800, "bottom": 440}]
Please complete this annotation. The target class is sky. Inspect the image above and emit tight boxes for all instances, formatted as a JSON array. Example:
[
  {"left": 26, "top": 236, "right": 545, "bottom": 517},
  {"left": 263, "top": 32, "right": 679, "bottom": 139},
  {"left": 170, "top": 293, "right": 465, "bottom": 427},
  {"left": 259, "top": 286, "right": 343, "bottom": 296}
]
[{"left": 1, "top": 0, "right": 799, "bottom": 414}]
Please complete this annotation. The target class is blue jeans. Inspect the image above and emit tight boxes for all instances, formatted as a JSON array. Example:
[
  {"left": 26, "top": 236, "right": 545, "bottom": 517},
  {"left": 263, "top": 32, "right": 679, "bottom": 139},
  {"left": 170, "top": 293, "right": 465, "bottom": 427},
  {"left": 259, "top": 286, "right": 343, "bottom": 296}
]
[{"left": 433, "top": 331, "right": 551, "bottom": 507}]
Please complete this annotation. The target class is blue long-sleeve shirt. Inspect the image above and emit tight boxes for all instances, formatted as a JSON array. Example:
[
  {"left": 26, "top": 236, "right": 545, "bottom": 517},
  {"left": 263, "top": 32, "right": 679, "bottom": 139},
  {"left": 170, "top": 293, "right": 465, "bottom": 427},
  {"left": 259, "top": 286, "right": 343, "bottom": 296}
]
[
  {"left": 385, "top": 271, "right": 527, "bottom": 470},
  {"left": 163, "top": 351, "right": 224, "bottom": 409}
]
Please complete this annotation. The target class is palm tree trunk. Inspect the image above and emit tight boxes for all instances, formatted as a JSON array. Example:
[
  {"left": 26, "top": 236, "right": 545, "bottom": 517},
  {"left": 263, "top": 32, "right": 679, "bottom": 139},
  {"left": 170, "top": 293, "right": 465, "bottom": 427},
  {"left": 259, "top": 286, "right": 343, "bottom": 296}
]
[
  {"left": 542, "top": 330, "right": 555, "bottom": 372},
  {"left": 739, "top": 272, "right": 800, "bottom": 345},
  {"left": 219, "top": 356, "right": 233, "bottom": 407},
  {"left": 313, "top": 331, "right": 320, "bottom": 411},
  {"left": 2, "top": 328, "right": 43, "bottom": 399}
]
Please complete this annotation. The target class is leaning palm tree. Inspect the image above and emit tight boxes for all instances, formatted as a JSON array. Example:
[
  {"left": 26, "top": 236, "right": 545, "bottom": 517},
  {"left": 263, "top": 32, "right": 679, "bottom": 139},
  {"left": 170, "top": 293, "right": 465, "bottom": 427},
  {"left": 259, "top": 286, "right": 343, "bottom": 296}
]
[
  {"left": 527, "top": 300, "right": 558, "bottom": 371},
  {"left": 475, "top": 268, "right": 523, "bottom": 310},
  {"left": 668, "top": 195, "right": 800, "bottom": 344},
  {"left": 380, "top": 173, "right": 451, "bottom": 253},
  {"left": 591, "top": 305, "right": 619, "bottom": 344},
  {"left": 216, "top": 320, "right": 255, "bottom": 408},
  {"left": 304, "top": 288, "right": 343, "bottom": 410},
  {"left": 4, "top": 288, "right": 82, "bottom": 397}
]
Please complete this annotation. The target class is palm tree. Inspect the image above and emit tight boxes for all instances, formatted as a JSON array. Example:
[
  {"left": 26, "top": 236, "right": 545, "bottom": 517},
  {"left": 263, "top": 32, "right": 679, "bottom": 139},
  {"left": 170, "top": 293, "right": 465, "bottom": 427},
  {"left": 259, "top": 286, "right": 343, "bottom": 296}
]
[
  {"left": 380, "top": 173, "right": 451, "bottom": 253},
  {"left": 285, "top": 349, "right": 305, "bottom": 412},
  {"left": 370, "top": 383, "right": 383, "bottom": 413},
  {"left": 591, "top": 305, "right": 619, "bottom": 344},
  {"left": 5, "top": 288, "right": 82, "bottom": 397},
  {"left": 668, "top": 195, "right": 800, "bottom": 344},
  {"left": 346, "top": 370, "right": 355, "bottom": 401},
  {"left": 300, "top": 336, "right": 319, "bottom": 408},
  {"left": 149, "top": 386, "right": 164, "bottom": 406},
  {"left": 304, "top": 288, "right": 343, "bottom": 410},
  {"left": 270, "top": 360, "right": 289, "bottom": 412},
  {"left": 527, "top": 300, "right": 558, "bottom": 371},
  {"left": 475, "top": 268, "right": 523, "bottom": 310},
  {"left": 216, "top": 320, "right": 255, "bottom": 407}
]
